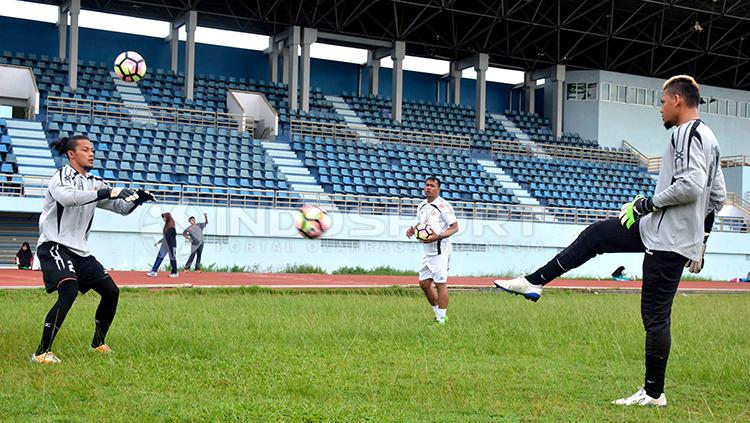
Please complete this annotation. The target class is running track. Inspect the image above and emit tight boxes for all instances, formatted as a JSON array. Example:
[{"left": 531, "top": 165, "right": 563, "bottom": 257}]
[{"left": 1, "top": 269, "right": 749, "bottom": 293}]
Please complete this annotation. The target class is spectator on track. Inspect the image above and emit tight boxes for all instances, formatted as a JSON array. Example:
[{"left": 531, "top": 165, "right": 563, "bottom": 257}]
[{"left": 15, "top": 242, "right": 33, "bottom": 270}]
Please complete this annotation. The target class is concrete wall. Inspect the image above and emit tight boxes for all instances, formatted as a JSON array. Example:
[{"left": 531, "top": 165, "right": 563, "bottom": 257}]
[
  {"left": 5, "top": 197, "right": 747, "bottom": 280},
  {"left": 564, "top": 70, "right": 750, "bottom": 156}
]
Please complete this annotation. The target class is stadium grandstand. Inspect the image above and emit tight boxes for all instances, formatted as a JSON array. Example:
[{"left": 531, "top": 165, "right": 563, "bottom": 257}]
[{"left": 0, "top": 0, "right": 748, "bottom": 280}]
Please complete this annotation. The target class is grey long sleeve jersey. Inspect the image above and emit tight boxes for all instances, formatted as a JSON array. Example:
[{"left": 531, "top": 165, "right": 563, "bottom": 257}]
[
  {"left": 37, "top": 165, "right": 137, "bottom": 257},
  {"left": 639, "top": 119, "right": 726, "bottom": 261}
]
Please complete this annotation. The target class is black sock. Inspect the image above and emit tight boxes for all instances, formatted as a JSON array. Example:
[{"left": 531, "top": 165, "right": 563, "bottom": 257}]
[
  {"left": 525, "top": 257, "right": 567, "bottom": 285},
  {"left": 91, "top": 277, "right": 119, "bottom": 348},
  {"left": 36, "top": 282, "right": 78, "bottom": 355}
]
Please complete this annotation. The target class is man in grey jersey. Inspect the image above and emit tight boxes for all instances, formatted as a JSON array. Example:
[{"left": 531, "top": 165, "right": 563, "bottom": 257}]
[
  {"left": 493, "top": 75, "right": 726, "bottom": 407},
  {"left": 32, "top": 135, "right": 154, "bottom": 364},
  {"left": 182, "top": 213, "right": 208, "bottom": 272}
]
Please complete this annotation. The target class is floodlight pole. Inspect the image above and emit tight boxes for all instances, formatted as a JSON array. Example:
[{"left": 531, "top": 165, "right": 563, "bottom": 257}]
[
  {"left": 268, "top": 36, "right": 279, "bottom": 83},
  {"left": 524, "top": 71, "right": 535, "bottom": 113},
  {"left": 367, "top": 48, "right": 389, "bottom": 96},
  {"left": 57, "top": 6, "right": 67, "bottom": 61},
  {"left": 66, "top": 0, "right": 80, "bottom": 92},
  {"left": 449, "top": 61, "right": 461, "bottom": 105},
  {"left": 184, "top": 10, "right": 197, "bottom": 100},
  {"left": 391, "top": 41, "right": 405, "bottom": 122},
  {"left": 169, "top": 26, "right": 178, "bottom": 74},
  {"left": 287, "top": 26, "right": 301, "bottom": 111},
  {"left": 300, "top": 28, "right": 317, "bottom": 112}
]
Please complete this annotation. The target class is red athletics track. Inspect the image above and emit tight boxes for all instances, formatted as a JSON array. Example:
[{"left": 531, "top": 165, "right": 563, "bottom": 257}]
[{"left": 1, "top": 269, "right": 749, "bottom": 293}]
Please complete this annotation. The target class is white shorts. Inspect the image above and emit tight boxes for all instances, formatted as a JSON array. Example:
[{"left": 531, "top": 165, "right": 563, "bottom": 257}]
[{"left": 419, "top": 254, "right": 450, "bottom": 283}]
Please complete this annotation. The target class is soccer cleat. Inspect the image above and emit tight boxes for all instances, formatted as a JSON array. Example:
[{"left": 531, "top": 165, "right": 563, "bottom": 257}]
[
  {"left": 612, "top": 387, "right": 667, "bottom": 407},
  {"left": 146, "top": 271, "right": 157, "bottom": 277},
  {"left": 31, "top": 351, "right": 61, "bottom": 364},
  {"left": 169, "top": 273, "right": 179, "bottom": 278},
  {"left": 493, "top": 276, "right": 542, "bottom": 302},
  {"left": 90, "top": 344, "right": 113, "bottom": 354}
]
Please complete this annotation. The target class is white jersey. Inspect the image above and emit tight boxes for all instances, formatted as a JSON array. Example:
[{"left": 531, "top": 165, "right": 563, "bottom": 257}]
[
  {"left": 416, "top": 196, "right": 457, "bottom": 256},
  {"left": 37, "top": 165, "right": 136, "bottom": 257}
]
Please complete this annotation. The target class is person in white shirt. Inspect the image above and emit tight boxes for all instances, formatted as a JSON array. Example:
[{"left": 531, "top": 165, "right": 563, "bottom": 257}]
[{"left": 406, "top": 177, "right": 459, "bottom": 324}]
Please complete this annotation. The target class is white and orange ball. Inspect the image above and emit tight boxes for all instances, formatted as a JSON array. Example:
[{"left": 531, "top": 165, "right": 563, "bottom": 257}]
[
  {"left": 114, "top": 51, "right": 146, "bottom": 82},
  {"left": 295, "top": 205, "right": 332, "bottom": 239},
  {"left": 414, "top": 223, "right": 433, "bottom": 241}
]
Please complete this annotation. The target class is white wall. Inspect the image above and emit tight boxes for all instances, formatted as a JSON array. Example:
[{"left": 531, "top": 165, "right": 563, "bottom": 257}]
[
  {"left": 564, "top": 70, "right": 750, "bottom": 156},
  {"left": 5, "top": 197, "right": 748, "bottom": 280}
]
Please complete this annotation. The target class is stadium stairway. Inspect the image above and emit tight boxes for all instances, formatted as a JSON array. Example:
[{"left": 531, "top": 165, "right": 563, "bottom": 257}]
[
  {"left": 476, "top": 159, "right": 540, "bottom": 206},
  {"left": 262, "top": 140, "right": 338, "bottom": 209},
  {"left": 3, "top": 119, "right": 56, "bottom": 177},
  {"left": 491, "top": 113, "right": 531, "bottom": 142},
  {"left": 325, "top": 95, "right": 370, "bottom": 142},
  {"left": 261, "top": 140, "right": 325, "bottom": 193},
  {"left": 111, "top": 71, "right": 155, "bottom": 123}
]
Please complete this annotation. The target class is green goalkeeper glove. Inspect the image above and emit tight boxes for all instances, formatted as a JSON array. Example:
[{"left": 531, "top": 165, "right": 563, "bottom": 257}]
[{"left": 619, "top": 195, "right": 657, "bottom": 229}]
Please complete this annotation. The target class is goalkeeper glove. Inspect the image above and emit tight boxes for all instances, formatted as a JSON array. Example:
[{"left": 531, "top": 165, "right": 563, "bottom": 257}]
[
  {"left": 97, "top": 187, "right": 139, "bottom": 203},
  {"left": 685, "top": 242, "right": 706, "bottom": 273},
  {"left": 619, "top": 195, "right": 656, "bottom": 229},
  {"left": 686, "top": 212, "right": 715, "bottom": 274},
  {"left": 133, "top": 189, "right": 156, "bottom": 205}
]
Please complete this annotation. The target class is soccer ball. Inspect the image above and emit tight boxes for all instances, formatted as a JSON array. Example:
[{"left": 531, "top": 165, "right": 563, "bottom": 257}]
[
  {"left": 295, "top": 205, "right": 332, "bottom": 239},
  {"left": 414, "top": 223, "right": 433, "bottom": 241},
  {"left": 114, "top": 51, "right": 147, "bottom": 82}
]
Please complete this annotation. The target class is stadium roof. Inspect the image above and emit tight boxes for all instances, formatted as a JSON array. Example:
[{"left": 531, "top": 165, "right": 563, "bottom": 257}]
[{"left": 30, "top": 0, "right": 750, "bottom": 89}]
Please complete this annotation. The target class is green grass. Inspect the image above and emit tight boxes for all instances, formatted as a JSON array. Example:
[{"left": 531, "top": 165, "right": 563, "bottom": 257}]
[
  {"left": 1, "top": 288, "right": 748, "bottom": 421},
  {"left": 331, "top": 265, "right": 418, "bottom": 276}
]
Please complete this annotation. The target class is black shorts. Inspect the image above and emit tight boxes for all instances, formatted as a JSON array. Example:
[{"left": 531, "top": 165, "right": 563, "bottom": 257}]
[{"left": 37, "top": 242, "right": 110, "bottom": 294}]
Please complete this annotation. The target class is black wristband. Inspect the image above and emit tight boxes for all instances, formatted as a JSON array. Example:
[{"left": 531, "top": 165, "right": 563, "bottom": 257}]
[
  {"left": 704, "top": 211, "right": 715, "bottom": 234},
  {"left": 96, "top": 188, "right": 111, "bottom": 200}
]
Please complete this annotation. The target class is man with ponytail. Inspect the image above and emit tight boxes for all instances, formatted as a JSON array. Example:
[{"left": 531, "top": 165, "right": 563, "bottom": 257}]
[{"left": 32, "top": 135, "right": 155, "bottom": 364}]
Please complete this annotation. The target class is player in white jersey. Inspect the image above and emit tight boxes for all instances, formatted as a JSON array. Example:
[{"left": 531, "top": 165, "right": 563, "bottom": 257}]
[
  {"left": 406, "top": 177, "right": 458, "bottom": 324},
  {"left": 31, "top": 135, "right": 154, "bottom": 364}
]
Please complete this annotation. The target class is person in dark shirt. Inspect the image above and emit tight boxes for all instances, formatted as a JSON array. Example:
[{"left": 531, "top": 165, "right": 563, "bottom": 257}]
[
  {"left": 146, "top": 212, "right": 179, "bottom": 278},
  {"left": 15, "top": 242, "right": 33, "bottom": 270}
]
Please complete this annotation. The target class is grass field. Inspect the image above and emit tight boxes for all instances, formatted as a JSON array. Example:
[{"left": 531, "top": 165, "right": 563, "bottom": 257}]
[{"left": 1, "top": 287, "right": 748, "bottom": 422}]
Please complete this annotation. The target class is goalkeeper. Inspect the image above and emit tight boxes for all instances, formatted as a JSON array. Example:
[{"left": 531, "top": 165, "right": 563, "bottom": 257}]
[
  {"left": 31, "top": 135, "right": 155, "bottom": 364},
  {"left": 493, "top": 75, "right": 725, "bottom": 407}
]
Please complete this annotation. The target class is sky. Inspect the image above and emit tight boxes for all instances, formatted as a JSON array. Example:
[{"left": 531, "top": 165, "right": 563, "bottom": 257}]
[{"left": 0, "top": 0, "right": 526, "bottom": 84}]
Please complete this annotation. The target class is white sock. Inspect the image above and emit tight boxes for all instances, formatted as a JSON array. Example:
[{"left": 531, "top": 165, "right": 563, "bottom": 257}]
[
  {"left": 438, "top": 308, "right": 447, "bottom": 320},
  {"left": 432, "top": 305, "right": 440, "bottom": 318}
]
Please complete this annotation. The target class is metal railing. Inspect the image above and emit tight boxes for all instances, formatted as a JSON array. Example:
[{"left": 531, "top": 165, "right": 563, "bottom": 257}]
[
  {"left": 622, "top": 140, "right": 663, "bottom": 172},
  {"left": 493, "top": 139, "right": 639, "bottom": 165},
  {"left": 727, "top": 192, "right": 750, "bottom": 216},
  {"left": 290, "top": 119, "right": 472, "bottom": 150},
  {"left": 623, "top": 140, "right": 750, "bottom": 172},
  {"left": 4, "top": 174, "right": 747, "bottom": 233},
  {"left": 46, "top": 96, "right": 255, "bottom": 133}
]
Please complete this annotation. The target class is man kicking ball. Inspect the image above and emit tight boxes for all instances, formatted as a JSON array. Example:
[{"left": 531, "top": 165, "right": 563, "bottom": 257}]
[
  {"left": 493, "top": 75, "right": 726, "bottom": 407},
  {"left": 406, "top": 176, "right": 458, "bottom": 324}
]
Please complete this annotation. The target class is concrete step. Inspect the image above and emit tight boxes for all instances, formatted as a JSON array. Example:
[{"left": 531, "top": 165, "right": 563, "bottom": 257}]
[
  {"left": 5, "top": 120, "right": 42, "bottom": 130},
  {"left": 262, "top": 141, "right": 291, "bottom": 151},
  {"left": 7, "top": 128, "right": 45, "bottom": 139},
  {"left": 117, "top": 86, "right": 142, "bottom": 95},
  {"left": 290, "top": 184, "right": 324, "bottom": 193},
  {"left": 18, "top": 166, "right": 56, "bottom": 177},
  {"left": 121, "top": 93, "right": 147, "bottom": 103},
  {"left": 519, "top": 197, "right": 540, "bottom": 205},
  {"left": 16, "top": 156, "right": 56, "bottom": 166},
  {"left": 266, "top": 150, "right": 297, "bottom": 159},
  {"left": 11, "top": 137, "right": 49, "bottom": 149},
  {"left": 279, "top": 166, "right": 311, "bottom": 176},
  {"left": 286, "top": 174, "right": 317, "bottom": 184},
  {"left": 12, "top": 146, "right": 53, "bottom": 157},
  {"left": 503, "top": 182, "right": 522, "bottom": 190},
  {"left": 273, "top": 158, "right": 303, "bottom": 167}
]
